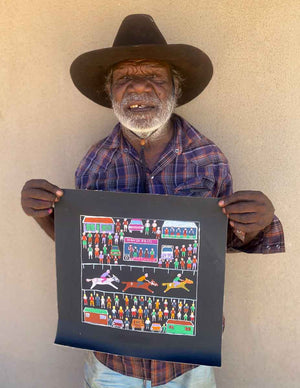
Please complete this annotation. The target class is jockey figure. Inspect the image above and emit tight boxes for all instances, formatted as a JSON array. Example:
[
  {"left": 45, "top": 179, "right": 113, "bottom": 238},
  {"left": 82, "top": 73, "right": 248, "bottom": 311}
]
[
  {"left": 137, "top": 273, "right": 150, "bottom": 286},
  {"left": 173, "top": 273, "right": 183, "bottom": 287},
  {"left": 100, "top": 269, "right": 111, "bottom": 282}
]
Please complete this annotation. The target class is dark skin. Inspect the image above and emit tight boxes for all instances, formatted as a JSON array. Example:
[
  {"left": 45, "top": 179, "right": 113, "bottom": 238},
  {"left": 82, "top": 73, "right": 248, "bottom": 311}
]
[{"left": 20, "top": 60, "right": 275, "bottom": 244}]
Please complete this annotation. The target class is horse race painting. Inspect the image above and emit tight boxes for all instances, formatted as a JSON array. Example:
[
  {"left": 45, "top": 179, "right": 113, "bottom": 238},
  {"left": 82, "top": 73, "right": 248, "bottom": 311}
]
[
  {"left": 81, "top": 215, "right": 200, "bottom": 336},
  {"left": 55, "top": 189, "right": 227, "bottom": 366}
]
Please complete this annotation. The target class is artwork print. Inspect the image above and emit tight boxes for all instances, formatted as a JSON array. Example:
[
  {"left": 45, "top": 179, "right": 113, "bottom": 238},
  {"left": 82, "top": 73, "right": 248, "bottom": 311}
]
[
  {"left": 54, "top": 189, "right": 227, "bottom": 366},
  {"left": 81, "top": 216, "right": 199, "bottom": 336}
]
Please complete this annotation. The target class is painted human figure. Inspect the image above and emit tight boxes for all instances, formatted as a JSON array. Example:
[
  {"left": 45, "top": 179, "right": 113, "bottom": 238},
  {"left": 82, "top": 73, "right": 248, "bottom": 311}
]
[
  {"left": 193, "top": 240, "right": 198, "bottom": 254},
  {"left": 111, "top": 306, "right": 117, "bottom": 319},
  {"left": 177, "top": 310, "right": 182, "bottom": 320},
  {"left": 82, "top": 233, "right": 87, "bottom": 249},
  {"left": 173, "top": 273, "right": 183, "bottom": 286},
  {"left": 119, "top": 230, "right": 124, "bottom": 242},
  {"left": 124, "top": 295, "right": 129, "bottom": 307},
  {"left": 107, "top": 233, "right": 113, "bottom": 246},
  {"left": 150, "top": 248, "right": 155, "bottom": 259},
  {"left": 114, "top": 257, "right": 118, "bottom": 265},
  {"left": 164, "top": 299, "right": 168, "bottom": 309},
  {"left": 156, "top": 227, "right": 161, "bottom": 239},
  {"left": 100, "top": 269, "right": 111, "bottom": 282},
  {"left": 128, "top": 244, "right": 133, "bottom": 258},
  {"left": 116, "top": 219, "right": 121, "bottom": 233},
  {"left": 155, "top": 299, "right": 160, "bottom": 310},
  {"left": 176, "top": 228, "right": 181, "bottom": 238},
  {"left": 138, "top": 247, "right": 143, "bottom": 257},
  {"left": 144, "top": 220, "right": 150, "bottom": 235},
  {"left": 140, "top": 296, "right": 145, "bottom": 307},
  {"left": 101, "top": 232, "right": 106, "bottom": 244},
  {"left": 165, "top": 260, "right": 170, "bottom": 269},
  {"left": 115, "top": 295, "right": 119, "bottom": 307},
  {"left": 144, "top": 248, "right": 149, "bottom": 258},
  {"left": 174, "top": 246, "right": 179, "bottom": 258},
  {"left": 151, "top": 220, "right": 157, "bottom": 233},
  {"left": 83, "top": 292, "right": 88, "bottom": 306},
  {"left": 125, "top": 306, "right": 130, "bottom": 318},
  {"left": 137, "top": 273, "right": 149, "bottom": 286},
  {"left": 181, "top": 245, "right": 186, "bottom": 257},
  {"left": 106, "top": 254, "right": 111, "bottom": 264},
  {"left": 174, "top": 258, "right": 179, "bottom": 269},
  {"left": 178, "top": 301, "right": 183, "bottom": 311},
  {"left": 94, "top": 232, "right": 100, "bottom": 245},
  {"left": 133, "top": 247, "right": 138, "bottom": 258},
  {"left": 131, "top": 305, "right": 137, "bottom": 317},
  {"left": 103, "top": 244, "right": 108, "bottom": 255},
  {"left": 172, "top": 299, "right": 177, "bottom": 309},
  {"left": 114, "top": 233, "right": 119, "bottom": 244},
  {"left": 183, "top": 304, "right": 189, "bottom": 314},
  {"left": 124, "top": 318, "right": 130, "bottom": 329},
  {"left": 118, "top": 306, "right": 124, "bottom": 319},
  {"left": 151, "top": 310, "right": 156, "bottom": 322},
  {"left": 123, "top": 218, "right": 128, "bottom": 232},
  {"left": 191, "top": 302, "right": 195, "bottom": 313},
  {"left": 192, "top": 255, "right": 197, "bottom": 270},
  {"left": 158, "top": 258, "right": 162, "bottom": 267},
  {"left": 145, "top": 317, "right": 151, "bottom": 330},
  {"left": 138, "top": 306, "right": 143, "bottom": 319},
  {"left": 170, "top": 227, "right": 175, "bottom": 237},
  {"left": 190, "top": 312, "right": 195, "bottom": 323},
  {"left": 158, "top": 309, "right": 163, "bottom": 321},
  {"left": 161, "top": 324, "right": 166, "bottom": 334},
  {"left": 89, "top": 294, "right": 94, "bottom": 306},
  {"left": 106, "top": 296, "right": 111, "bottom": 309},
  {"left": 171, "top": 308, "right": 175, "bottom": 319},
  {"left": 133, "top": 296, "right": 138, "bottom": 306},
  {"left": 95, "top": 293, "right": 100, "bottom": 307},
  {"left": 184, "top": 313, "right": 188, "bottom": 321},
  {"left": 147, "top": 298, "right": 152, "bottom": 310},
  {"left": 108, "top": 315, "right": 113, "bottom": 326},
  {"left": 186, "top": 257, "right": 192, "bottom": 270},
  {"left": 180, "top": 258, "right": 185, "bottom": 269},
  {"left": 87, "top": 232, "right": 93, "bottom": 244},
  {"left": 183, "top": 228, "right": 187, "bottom": 238},
  {"left": 101, "top": 295, "right": 105, "bottom": 308},
  {"left": 164, "top": 307, "right": 169, "bottom": 319},
  {"left": 164, "top": 227, "right": 169, "bottom": 236},
  {"left": 144, "top": 306, "right": 149, "bottom": 317},
  {"left": 88, "top": 244, "right": 93, "bottom": 259},
  {"left": 99, "top": 251, "right": 104, "bottom": 264},
  {"left": 94, "top": 245, "right": 100, "bottom": 259},
  {"left": 187, "top": 244, "right": 193, "bottom": 257}
]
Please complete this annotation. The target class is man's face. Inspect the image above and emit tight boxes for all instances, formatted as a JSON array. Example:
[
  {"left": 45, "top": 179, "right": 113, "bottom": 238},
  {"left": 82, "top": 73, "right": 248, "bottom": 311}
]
[{"left": 110, "top": 60, "right": 176, "bottom": 136}]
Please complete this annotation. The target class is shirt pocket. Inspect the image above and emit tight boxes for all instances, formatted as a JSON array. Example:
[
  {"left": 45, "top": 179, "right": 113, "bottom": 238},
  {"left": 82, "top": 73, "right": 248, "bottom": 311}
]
[{"left": 174, "top": 177, "right": 215, "bottom": 197}]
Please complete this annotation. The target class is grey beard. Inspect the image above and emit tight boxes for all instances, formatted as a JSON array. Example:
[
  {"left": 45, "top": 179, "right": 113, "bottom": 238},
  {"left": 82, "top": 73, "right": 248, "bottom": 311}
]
[{"left": 112, "top": 93, "right": 176, "bottom": 137}]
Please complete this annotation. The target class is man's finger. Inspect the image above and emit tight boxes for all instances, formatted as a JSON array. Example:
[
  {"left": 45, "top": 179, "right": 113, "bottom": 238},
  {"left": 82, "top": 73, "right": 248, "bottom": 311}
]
[
  {"left": 227, "top": 212, "right": 258, "bottom": 223},
  {"left": 222, "top": 202, "right": 264, "bottom": 215},
  {"left": 229, "top": 220, "right": 262, "bottom": 233},
  {"left": 23, "top": 179, "right": 63, "bottom": 197},
  {"left": 22, "top": 188, "right": 58, "bottom": 202},
  {"left": 218, "top": 191, "right": 262, "bottom": 207}
]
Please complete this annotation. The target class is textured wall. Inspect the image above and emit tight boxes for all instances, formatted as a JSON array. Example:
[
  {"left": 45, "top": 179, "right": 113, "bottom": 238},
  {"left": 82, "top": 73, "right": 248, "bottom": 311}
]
[{"left": 1, "top": 1, "right": 299, "bottom": 387}]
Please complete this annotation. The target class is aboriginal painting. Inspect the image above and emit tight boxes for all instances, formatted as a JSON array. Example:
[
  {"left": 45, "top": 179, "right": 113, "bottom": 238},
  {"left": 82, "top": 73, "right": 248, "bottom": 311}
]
[
  {"left": 54, "top": 189, "right": 227, "bottom": 366},
  {"left": 81, "top": 216, "right": 199, "bottom": 336}
]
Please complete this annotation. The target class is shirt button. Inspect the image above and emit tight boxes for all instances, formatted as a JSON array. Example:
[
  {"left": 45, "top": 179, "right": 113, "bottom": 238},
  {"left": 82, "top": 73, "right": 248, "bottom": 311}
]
[
  {"left": 175, "top": 149, "right": 179, "bottom": 153},
  {"left": 151, "top": 176, "right": 154, "bottom": 180},
  {"left": 266, "top": 245, "right": 270, "bottom": 249},
  {"left": 124, "top": 148, "right": 128, "bottom": 153},
  {"left": 276, "top": 244, "right": 280, "bottom": 248}
]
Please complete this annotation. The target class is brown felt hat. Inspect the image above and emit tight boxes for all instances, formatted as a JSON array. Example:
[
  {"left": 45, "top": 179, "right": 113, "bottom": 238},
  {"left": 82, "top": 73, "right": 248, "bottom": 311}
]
[{"left": 70, "top": 14, "right": 213, "bottom": 108}]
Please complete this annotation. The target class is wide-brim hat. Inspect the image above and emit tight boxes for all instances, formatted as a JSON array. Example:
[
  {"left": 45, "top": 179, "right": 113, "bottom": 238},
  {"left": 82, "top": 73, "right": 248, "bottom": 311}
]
[{"left": 70, "top": 14, "right": 213, "bottom": 108}]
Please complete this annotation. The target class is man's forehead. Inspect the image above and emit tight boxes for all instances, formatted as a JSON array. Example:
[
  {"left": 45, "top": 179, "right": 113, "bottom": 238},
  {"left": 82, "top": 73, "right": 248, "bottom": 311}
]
[{"left": 112, "top": 59, "right": 170, "bottom": 72}]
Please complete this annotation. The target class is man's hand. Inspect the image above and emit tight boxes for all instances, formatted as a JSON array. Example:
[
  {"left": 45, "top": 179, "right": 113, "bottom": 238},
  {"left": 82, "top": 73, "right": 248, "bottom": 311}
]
[
  {"left": 21, "top": 179, "right": 63, "bottom": 240},
  {"left": 21, "top": 179, "right": 63, "bottom": 218},
  {"left": 218, "top": 191, "right": 275, "bottom": 242}
]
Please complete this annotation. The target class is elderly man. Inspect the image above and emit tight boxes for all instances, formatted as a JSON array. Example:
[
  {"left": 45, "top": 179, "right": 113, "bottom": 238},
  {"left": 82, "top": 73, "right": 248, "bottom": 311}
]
[{"left": 21, "top": 14, "right": 284, "bottom": 388}]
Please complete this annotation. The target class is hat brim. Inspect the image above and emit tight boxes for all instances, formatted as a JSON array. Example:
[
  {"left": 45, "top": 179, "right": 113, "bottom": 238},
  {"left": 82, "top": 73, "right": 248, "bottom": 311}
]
[{"left": 70, "top": 44, "right": 213, "bottom": 108}]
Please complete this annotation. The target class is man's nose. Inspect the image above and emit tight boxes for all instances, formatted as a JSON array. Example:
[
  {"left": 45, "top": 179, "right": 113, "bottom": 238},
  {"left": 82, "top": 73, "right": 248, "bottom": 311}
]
[{"left": 127, "top": 77, "right": 152, "bottom": 93}]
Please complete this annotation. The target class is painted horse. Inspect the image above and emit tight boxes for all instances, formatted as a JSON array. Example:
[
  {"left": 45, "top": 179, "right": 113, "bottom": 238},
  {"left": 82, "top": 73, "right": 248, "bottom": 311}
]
[
  {"left": 162, "top": 278, "right": 194, "bottom": 293},
  {"left": 122, "top": 279, "right": 158, "bottom": 293},
  {"left": 86, "top": 274, "right": 120, "bottom": 290}
]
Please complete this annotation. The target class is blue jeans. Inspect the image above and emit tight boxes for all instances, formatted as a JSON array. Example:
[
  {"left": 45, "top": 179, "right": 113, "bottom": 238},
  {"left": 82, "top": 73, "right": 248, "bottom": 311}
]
[{"left": 84, "top": 352, "right": 216, "bottom": 388}]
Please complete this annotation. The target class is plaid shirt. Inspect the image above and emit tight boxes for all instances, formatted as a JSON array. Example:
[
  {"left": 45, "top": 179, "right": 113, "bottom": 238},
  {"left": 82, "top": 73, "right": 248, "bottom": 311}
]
[{"left": 75, "top": 114, "right": 284, "bottom": 386}]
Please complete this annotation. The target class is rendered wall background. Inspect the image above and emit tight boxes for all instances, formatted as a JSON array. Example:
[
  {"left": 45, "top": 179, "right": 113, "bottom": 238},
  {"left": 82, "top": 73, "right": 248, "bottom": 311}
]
[{"left": 1, "top": 1, "right": 299, "bottom": 387}]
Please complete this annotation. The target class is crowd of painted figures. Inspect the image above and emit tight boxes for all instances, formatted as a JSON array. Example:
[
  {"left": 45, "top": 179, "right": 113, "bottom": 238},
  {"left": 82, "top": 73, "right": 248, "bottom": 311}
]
[{"left": 83, "top": 291, "right": 196, "bottom": 332}]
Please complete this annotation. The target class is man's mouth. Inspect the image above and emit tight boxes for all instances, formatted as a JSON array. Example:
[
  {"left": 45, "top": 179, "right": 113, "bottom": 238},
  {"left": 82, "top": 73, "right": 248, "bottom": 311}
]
[{"left": 127, "top": 103, "right": 156, "bottom": 112}]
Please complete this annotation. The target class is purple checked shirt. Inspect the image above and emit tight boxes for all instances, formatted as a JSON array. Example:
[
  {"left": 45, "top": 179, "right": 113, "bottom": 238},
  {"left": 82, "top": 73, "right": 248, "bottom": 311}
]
[{"left": 75, "top": 114, "right": 284, "bottom": 386}]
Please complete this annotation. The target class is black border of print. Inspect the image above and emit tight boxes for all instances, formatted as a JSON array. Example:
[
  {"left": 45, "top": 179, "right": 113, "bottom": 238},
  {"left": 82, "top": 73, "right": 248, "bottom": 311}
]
[{"left": 54, "top": 189, "right": 227, "bottom": 366}]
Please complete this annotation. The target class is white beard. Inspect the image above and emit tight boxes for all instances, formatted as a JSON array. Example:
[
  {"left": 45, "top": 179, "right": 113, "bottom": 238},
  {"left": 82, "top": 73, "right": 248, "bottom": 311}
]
[{"left": 112, "top": 93, "right": 176, "bottom": 138}]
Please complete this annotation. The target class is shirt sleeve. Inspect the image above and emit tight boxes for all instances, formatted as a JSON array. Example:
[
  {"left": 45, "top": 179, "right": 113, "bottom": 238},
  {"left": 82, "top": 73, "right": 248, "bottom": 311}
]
[{"left": 219, "top": 172, "right": 285, "bottom": 254}]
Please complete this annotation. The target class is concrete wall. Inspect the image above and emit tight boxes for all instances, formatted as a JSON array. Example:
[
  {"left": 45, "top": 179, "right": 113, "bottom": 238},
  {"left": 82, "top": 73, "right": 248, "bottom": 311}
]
[{"left": 1, "top": 1, "right": 299, "bottom": 387}]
